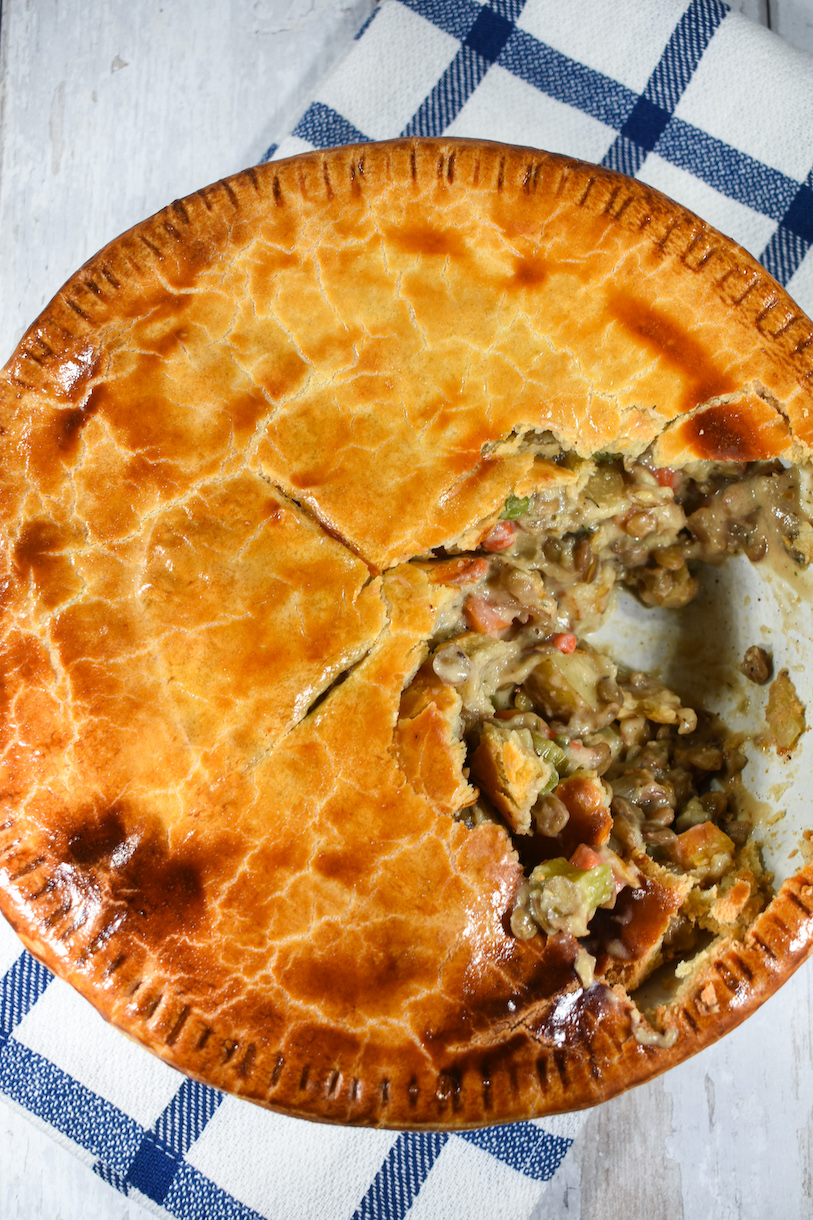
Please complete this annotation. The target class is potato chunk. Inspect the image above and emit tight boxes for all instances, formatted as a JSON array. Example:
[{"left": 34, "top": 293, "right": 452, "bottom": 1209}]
[{"left": 470, "top": 723, "right": 555, "bottom": 834}]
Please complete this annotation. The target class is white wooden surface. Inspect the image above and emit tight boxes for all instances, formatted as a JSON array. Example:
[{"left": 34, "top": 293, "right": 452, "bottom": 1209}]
[{"left": 1, "top": 2, "right": 813, "bottom": 1218}]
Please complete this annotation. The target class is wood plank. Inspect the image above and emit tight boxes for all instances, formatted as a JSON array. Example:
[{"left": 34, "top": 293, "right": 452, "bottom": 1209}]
[
  {"left": 770, "top": 0, "right": 813, "bottom": 54},
  {"left": 727, "top": 0, "right": 770, "bottom": 23},
  {"left": 0, "top": 0, "right": 375, "bottom": 361},
  {"left": 549, "top": 962, "right": 813, "bottom": 1220}
]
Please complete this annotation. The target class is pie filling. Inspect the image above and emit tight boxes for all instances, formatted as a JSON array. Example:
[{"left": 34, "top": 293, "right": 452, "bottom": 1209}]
[{"left": 399, "top": 451, "right": 812, "bottom": 1016}]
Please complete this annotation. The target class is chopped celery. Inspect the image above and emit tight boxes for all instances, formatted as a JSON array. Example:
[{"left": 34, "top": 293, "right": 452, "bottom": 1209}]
[
  {"left": 531, "top": 734, "right": 568, "bottom": 772},
  {"left": 531, "top": 858, "right": 614, "bottom": 910},
  {"left": 530, "top": 735, "right": 567, "bottom": 792},
  {"left": 502, "top": 493, "right": 531, "bottom": 520},
  {"left": 527, "top": 857, "right": 614, "bottom": 937}
]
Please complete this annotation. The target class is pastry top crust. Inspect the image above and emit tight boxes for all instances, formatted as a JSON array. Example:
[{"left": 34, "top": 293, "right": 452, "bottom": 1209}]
[{"left": 1, "top": 138, "right": 812, "bottom": 1128}]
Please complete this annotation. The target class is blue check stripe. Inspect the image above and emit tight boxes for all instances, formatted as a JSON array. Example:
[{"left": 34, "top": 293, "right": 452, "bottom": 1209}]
[
  {"left": 492, "top": 0, "right": 525, "bottom": 20},
  {"left": 402, "top": 44, "right": 490, "bottom": 137},
  {"left": 762, "top": 170, "right": 813, "bottom": 283},
  {"left": 155, "top": 1078, "right": 223, "bottom": 1154},
  {"left": 355, "top": 6, "right": 381, "bottom": 41},
  {"left": 461, "top": 1124, "right": 572, "bottom": 1181},
  {"left": 603, "top": 0, "right": 727, "bottom": 176},
  {"left": 125, "top": 1078, "right": 225, "bottom": 1205},
  {"left": 165, "top": 1161, "right": 269, "bottom": 1220},
  {"left": 400, "top": 0, "right": 480, "bottom": 43},
  {"left": 501, "top": 29, "right": 636, "bottom": 131},
  {"left": 292, "top": 102, "right": 370, "bottom": 151},
  {"left": 271, "top": 0, "right": 813, "bottom": 288},
  {"left": 0, "top": 951, "right": 52, "bottom": 1044},
  {"left": 647, "top": 0, "right": 728, "bottom": 110},
  {"left": 1, "top": 1036, "right": 144, "bottom": 1172},
  {"left": 658, "top": 119, "right": 799, "bottom": 219},
  {"left": 0, "top": 1034, "right": 261, "bottom": 1219},
  {"left": 402, "top": 2, "right": 530, "bottom": 138},
  {"left": 350, "top": 1121, "right": 572, "bottom": 1218},
  {"left": 353, "top": 1131, "right": 447, "bottom": 1220}
]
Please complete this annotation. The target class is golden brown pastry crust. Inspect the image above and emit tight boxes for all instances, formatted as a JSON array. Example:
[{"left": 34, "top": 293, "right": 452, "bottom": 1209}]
[{"left": 1, "top": 138, "right": 813, "bottom": 1127}]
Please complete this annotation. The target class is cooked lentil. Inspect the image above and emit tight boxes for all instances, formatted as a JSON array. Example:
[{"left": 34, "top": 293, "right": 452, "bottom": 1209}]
[{"left": 405, "top": 453, "right": 810, "bottom": 993}]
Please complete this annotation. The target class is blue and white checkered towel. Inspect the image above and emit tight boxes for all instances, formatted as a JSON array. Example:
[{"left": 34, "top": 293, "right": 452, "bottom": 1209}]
[{"left": 3, "top": 2, "right": 813, "bottom": 1218}]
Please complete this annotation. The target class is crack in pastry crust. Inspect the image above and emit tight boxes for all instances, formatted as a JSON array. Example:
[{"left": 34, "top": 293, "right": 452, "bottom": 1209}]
[{"left": 1, "top": 139, "right": 813, "bottom": 1127}]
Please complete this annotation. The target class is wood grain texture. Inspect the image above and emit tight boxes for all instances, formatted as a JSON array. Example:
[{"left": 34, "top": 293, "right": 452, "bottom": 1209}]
[
  {"left": 1, "top": 0, "right": 812, "bottom": 1217},
  {"left": 0, "top": 0, "right": 376, "bottom": 361},
  {"left": 726, "top": 0, "right": 770, "bottom": 23},
  {"left": 770, "top": 0, "right": 813, "bottom": 50},
  {"left": 533, "top": 962, "right": 813, "bottom": 1220}
]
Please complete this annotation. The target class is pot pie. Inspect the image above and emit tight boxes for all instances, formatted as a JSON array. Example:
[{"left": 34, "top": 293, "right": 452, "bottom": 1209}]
[{"left": 1, "top": 138, "right": 813, "bottom": 1128}]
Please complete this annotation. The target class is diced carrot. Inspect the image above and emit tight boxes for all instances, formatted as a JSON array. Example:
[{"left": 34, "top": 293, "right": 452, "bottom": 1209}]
[
  {"left": 463, "top": 594, "right": 513, "bottom": 635},
  {"left": 548, "top": 632, "right": 577, "bottom": 654},
  {"left": 570, "top": 843, "right": 603, "bottom": 871},
  {"left": 573, "top": 844, "right": 639, "bottom": 895},
  {"left": 481, "top": 521, "right": 518, "bottom": 552},
  {"left": 670, "top": 821, "right": 734, "bottom": 877},
  {"left": 652, "top": 467, "right": 680, "bottom": 490},
  {"left": 427, "top": 556, "right": 489, "bottom": 586}
]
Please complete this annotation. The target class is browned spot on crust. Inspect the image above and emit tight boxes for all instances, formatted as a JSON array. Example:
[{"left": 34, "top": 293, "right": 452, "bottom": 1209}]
[
  {"left": 66, "top": 298, "right": 91, "bottom": 322},
  {"left": 7, "top": 856, "right": 44, "bottom": 881},
  {"left": 531, "top": 980, "right": 618, "bottom": 1053},
  {"left": 385, "top": 223, "right": 467, "bottom": 259},
  {"left": 713, "top": 960, "right": 740, "bottom": 995},
  {"left": 277, "top": 916, "right": 440, "bottom": 1017},
  {"left": 13, "top": 520, "right": 81, "bottom": 608},
  {"left": 683, "top": 400, "right": 781, "bottom": 461},
  {"left": 222, "top": 180, "right": 239, "bottom": 209},
  {"left": 511, "top": 255, "right": 547, "bottom": 289},
  {"left": 579, "top": 176, "right": 597, "bottom": 206},
  {"left": 256, "top": 349, "right": 309, "bottom": 404},
  {"left": 609, "top": 290, "right": 735, "bottom": 413},
  {"left": 63, "top": 804, "right": 206, "bottom": 937},
  {"left": 728, "top": 951, "right": 755, "bottom": 982},
  {"left": 787, "top": 890, "right": 813, "bottom": 916},
  {"left": 591, "top": 874, "right": 684, "bottom": 983},
  {"left": 143, "top": 993, "right": 164, "bottom": 1019},
  {"left": 53, "top": 386, "right": 104, "bottom": 453},
  {"left": 656, "top": 221, "right": 680, "bottom": 251},
  {"left": 682, "top": 1007, "right": 700, "bottom": 1033}
]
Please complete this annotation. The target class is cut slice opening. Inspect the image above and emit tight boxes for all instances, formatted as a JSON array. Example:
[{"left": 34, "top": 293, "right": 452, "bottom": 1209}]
[{"left": 395, "top": 450, "right": 812, "bottom": 1036}]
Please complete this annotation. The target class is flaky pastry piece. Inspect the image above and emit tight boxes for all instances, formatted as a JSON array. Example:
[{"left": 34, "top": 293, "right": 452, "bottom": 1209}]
[{"left": 1, "top": 139, "right": 812, "bottom": 1128}]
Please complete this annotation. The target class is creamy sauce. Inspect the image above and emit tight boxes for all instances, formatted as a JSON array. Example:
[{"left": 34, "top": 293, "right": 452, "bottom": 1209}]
[{"left": 404, "top": 455, "right": 813, "bottom": 994}]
